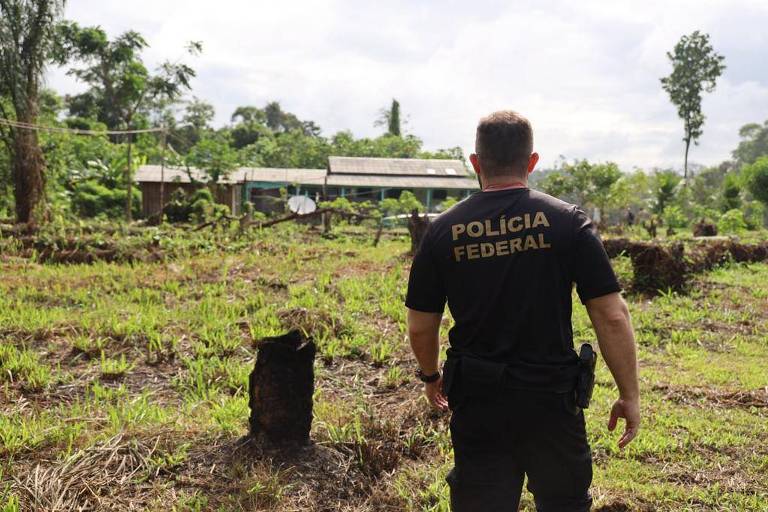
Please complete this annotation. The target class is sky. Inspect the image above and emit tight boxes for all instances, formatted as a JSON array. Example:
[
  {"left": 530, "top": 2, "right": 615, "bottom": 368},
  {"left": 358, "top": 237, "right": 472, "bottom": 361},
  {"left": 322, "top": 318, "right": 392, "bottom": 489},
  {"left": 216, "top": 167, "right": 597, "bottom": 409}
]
[{"left": 47, "top": 0, "right": 768, "bottom": 170}]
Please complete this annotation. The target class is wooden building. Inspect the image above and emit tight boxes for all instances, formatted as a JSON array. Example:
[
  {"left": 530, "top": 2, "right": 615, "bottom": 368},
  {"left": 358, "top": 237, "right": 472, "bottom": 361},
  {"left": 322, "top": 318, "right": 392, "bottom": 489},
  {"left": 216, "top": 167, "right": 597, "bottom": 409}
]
[
  {"left": 135, "top": 157, "right": 479, "bottom": 217},
  {"left": 134, "top": 166, "right": 245, "bottom": 218},
  {"left": 325, "top": 156, "right": 478, "bottom": 209}
]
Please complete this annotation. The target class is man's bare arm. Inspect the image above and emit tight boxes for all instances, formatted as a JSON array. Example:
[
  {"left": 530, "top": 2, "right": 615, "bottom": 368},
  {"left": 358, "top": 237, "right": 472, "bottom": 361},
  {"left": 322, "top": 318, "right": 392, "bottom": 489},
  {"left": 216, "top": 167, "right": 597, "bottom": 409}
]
[
  {"left": 407, "top": 308, "right": 447, "bottom": 410},
  {"left": 585, "top": 292, "right": 640, "bottom": 448}
]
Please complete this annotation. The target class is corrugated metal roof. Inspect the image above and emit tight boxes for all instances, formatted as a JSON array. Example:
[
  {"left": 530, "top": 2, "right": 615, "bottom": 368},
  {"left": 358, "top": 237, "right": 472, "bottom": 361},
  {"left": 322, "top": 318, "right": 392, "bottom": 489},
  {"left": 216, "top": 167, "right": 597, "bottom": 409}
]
[
  {"left": 328, "top": 156, "right": 470, "bottom": 177},
  {"left": 238, "top": 167, "right": 327, "bottom": 185},
  {"left": 136, "top": 165, "right": 327, "bottom": 185},
  {"left": 136, "top": 163, "right": 479, "bottom": 190},
  {"left": 326, "top": 174, "right": 478, "bottom": 190}
]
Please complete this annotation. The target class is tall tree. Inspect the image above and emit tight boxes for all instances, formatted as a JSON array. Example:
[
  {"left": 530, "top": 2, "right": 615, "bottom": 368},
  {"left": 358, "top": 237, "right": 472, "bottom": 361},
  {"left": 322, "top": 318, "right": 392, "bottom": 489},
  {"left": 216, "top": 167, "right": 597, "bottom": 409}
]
[
  {"left": 61, "top": 24, "right": 200, "bottom": 220},
  {"left": 388, "top": 99, "right": 401, "bottom": 136},
  {"left": 660, "top": 31, "right": 725, "bottom": 180},
  {"left": 375, "top": 99, "right": 403, "bottom": 136},
  {"left": 0, "top": 0, "right": 67, "bottom": 225}
]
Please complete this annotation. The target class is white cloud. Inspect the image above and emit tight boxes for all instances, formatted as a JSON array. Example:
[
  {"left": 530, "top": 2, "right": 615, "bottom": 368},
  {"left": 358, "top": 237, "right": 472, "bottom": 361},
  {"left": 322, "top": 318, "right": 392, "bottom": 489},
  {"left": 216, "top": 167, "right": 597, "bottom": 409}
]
[{"left": 46, "top": 0, "right": 768, "bottom": 170}]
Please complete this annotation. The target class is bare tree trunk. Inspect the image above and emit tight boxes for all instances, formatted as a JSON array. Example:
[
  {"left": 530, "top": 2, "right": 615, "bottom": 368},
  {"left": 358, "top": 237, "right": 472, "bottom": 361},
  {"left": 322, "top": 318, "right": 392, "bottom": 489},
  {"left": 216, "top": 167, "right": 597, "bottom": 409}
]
[
  {"left": 12, "top": 127, "right": 45, "bottom": 226},
  {"left": 683, "top": 137, "right": 691, "bottom": 181},
  {"left": 407, "top": 209, "right": 430, "bottom": 255}
]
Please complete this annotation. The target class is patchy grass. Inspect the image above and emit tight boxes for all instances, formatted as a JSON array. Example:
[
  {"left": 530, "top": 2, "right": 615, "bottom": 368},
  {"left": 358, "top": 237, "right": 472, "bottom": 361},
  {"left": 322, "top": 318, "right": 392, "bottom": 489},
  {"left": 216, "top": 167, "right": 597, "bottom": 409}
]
[{"left": 0, "top": 224, "right": 766, "bottom": 511}]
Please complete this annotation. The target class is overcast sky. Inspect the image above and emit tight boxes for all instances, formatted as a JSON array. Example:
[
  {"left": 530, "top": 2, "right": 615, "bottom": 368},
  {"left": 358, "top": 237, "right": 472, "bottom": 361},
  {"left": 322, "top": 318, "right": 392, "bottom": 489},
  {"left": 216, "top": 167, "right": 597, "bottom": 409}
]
[{"left": 47, "top": 0, "right": 768, "bottom": 170}]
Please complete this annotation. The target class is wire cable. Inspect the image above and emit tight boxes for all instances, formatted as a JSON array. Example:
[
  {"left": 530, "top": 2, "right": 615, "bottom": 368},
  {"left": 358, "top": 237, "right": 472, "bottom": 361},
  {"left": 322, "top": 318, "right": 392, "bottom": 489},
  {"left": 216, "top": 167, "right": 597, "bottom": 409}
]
[{"left": 0, "top": 117, "right": 165, "bottom": 135}]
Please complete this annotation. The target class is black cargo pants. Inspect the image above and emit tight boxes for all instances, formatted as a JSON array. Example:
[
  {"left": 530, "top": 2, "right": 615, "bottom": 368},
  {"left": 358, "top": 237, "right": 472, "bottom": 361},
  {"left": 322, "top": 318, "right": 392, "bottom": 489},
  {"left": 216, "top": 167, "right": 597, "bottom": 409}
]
[{"left": 446, "top": 390, "right": 593, "bottom": 511}]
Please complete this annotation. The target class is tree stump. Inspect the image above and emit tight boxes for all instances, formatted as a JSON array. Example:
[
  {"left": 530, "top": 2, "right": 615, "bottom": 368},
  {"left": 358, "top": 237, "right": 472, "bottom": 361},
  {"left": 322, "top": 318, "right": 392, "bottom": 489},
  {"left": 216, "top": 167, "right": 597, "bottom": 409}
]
[
  {"left": 407, "top": 209, "right": 430, "bottom": 255},
  {"left": 248, "top": 330, "right": 316, "bottom": 445},
  {"left": 692, "top": 219, "right": 717, "bottom": 237}
]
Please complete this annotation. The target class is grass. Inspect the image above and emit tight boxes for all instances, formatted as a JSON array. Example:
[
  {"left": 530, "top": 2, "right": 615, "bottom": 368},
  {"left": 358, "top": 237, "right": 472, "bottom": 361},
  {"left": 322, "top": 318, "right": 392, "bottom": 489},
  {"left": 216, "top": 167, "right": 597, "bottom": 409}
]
[{"left": 0, "top": 223, "right": 766, "bottom": 510}]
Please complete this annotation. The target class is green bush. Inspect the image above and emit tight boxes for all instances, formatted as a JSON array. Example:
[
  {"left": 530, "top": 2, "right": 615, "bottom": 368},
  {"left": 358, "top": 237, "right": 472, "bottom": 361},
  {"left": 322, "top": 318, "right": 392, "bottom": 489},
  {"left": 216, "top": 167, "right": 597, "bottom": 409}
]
[
  {"left": 162, "top": 187, "right": 228, "bottom": 223},
  {"left": 662, "top": 205, "right": 688, "bottom": 229},
  {"left": 717, "top": 209, "right": 748, "bottom": 234},
  {"left": 379, "top": 190, "right": 424, "bottom": 216},
  {"left": 742, "top": 200, "right": 765, "bottom": 230},
  {"left": 742, "top": 156, "right": 768, "bottom": 207},
  {"left": 436, "top": 196, "right": 460, "bottom": 212},
  {"left": 71, "top": 179, "right": 140, "bottom": 219}
]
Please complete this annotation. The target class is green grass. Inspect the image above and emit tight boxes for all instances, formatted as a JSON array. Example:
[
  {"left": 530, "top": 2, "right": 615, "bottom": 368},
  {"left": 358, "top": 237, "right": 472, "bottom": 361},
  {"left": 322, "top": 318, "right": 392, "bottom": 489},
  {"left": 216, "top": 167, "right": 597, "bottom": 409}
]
[{"left": 0, "top": 224, "right": 766, "bottom": 510}]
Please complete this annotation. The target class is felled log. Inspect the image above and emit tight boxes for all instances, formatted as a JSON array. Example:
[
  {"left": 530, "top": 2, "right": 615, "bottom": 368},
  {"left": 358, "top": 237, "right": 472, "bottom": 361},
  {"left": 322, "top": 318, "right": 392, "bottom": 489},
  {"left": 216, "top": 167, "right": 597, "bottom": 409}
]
[{"left": 248, "top": 330, "right": 316, "bottom": 445}]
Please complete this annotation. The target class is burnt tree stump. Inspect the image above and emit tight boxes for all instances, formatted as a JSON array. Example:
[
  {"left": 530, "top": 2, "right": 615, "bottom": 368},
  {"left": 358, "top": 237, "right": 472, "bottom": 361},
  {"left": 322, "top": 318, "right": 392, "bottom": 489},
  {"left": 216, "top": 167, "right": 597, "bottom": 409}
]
[
  {"left": 249, "top": 330, "right": 316, "bottom": 445},
  {"left": 407, "top": 209, "right": 430, "bottom": 255},
  {"left": 693, "top": 219, "right": 717, "bottom": 237}
]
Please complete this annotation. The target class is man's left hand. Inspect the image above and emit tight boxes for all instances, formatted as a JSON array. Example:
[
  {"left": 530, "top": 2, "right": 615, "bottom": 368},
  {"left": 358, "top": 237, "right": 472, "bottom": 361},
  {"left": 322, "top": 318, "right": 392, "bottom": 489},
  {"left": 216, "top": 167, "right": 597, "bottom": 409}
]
[{"left": 424, "top": 376, "right": 448, "bottom": 410}]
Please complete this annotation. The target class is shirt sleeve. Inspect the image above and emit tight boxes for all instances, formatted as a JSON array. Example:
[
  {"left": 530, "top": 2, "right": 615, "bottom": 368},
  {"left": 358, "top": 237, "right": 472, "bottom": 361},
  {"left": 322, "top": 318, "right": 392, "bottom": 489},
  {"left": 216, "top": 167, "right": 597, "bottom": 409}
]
[
  {"left": 405, "top": 228, "right": 447, "bottom": 313},
  {"left": 571, "top": 208, "right": 621, "bottom": 304}
]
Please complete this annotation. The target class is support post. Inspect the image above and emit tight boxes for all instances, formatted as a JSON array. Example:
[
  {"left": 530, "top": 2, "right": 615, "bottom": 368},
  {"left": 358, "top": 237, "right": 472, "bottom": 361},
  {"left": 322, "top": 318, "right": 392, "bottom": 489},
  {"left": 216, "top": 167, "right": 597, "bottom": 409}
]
[
  {"left": 125, "top": 131, "right": 133, "bottom": 222},
  {"left": 159, "top": 127, "right": 167, "bottom": 219}
]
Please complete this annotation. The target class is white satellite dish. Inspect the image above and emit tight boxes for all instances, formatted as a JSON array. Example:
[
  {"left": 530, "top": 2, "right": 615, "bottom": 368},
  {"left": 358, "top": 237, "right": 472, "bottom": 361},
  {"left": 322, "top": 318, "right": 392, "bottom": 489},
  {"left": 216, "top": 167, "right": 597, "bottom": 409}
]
[{"left": 288, "top": 195, "right": 317, "bottom": 215}]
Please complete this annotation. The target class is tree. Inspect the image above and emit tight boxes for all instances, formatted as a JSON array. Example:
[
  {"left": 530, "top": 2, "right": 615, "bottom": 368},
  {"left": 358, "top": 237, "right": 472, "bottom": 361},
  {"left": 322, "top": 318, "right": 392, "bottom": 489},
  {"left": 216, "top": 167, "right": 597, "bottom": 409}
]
[
  {"left": 732, "top": 120, "right": 768, "bottom": 166},
  {"left": 184, "top": 134, "right": 240, "bottom": 185},
  {"left": 651, "top": 170, "right": 682, "bottom": 214},
  {"left": 742, "top": 156, "right": 768, "bottom": 208},
  {"left": 538, "top": 159, "right": 622, "bottom": 219},
  {"left": 169, "top": 97, "right": 214, "bottom": 153},
  {"left": 230, "top": 105, "right": 270, "bottom": 149},
  {"left": 61, "top": 24, "right": 200, "bottom": 220},
  {"left": 263, "top": 101, "right": 305, "bottom": 134},
  {"left": 660, "top": 31, "right": 725, "bottom": 179},
  {"left": 720, "top": 172, "right": 741, "bottom": 212},
  {"left": 0, "top": 0, "right": 67, "bottom": 225},
  {"left": 375, "top": 99, "right": 403, "bottom": 136}
]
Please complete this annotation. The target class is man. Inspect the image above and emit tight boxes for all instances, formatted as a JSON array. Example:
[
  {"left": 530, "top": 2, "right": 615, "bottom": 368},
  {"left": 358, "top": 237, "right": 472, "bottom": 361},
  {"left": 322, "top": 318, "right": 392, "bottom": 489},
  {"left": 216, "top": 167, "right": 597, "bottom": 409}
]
[{"left": 405, "top": 111, "right": 640, "bottom": 511}]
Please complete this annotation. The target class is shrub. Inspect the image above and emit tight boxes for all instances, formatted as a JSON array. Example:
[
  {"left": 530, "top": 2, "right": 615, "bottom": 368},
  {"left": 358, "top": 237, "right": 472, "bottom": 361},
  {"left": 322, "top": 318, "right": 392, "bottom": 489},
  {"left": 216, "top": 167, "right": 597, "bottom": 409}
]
[
  {"left": 162, "top": 187, "right": 228, "bottom": 223},
  {"left": 743, "top": 156, "right": 768, "bottom": 207},
  {"left": 662, "top": 205, "right": 688, "bottom": 229},
  {"left": 72, "top": 179, "right": 140, "bottom": 219},
  {"left": 717, "top": 209, "right": 748, "bottom": 234},
  {"left": 436, "top": 196, "right": 460, "bottom": 212},
  {"left": 379, "top": 190, "right": 424, "bottom": 217}
]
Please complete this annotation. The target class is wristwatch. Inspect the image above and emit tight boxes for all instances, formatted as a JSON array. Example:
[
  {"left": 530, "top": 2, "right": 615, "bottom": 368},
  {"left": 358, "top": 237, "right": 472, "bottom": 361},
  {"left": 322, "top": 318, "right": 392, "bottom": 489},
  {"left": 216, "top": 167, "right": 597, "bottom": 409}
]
[{"left": 416, "top": 368, "right": 441, "bottom": 383}]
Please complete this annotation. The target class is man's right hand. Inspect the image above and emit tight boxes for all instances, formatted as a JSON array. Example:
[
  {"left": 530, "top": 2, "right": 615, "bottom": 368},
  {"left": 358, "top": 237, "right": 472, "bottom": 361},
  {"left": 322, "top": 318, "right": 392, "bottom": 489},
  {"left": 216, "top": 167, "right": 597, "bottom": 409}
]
[
  {"left": 608, "top": 397, "right": 640, "bottom": 449},
  {"left": 424, "top": 376, "right": 448, "bottom": 411}
]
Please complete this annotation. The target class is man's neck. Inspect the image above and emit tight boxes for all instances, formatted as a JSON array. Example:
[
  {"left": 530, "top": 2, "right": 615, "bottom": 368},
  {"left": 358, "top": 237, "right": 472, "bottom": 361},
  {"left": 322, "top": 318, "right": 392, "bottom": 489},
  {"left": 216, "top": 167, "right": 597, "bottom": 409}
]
[{"left": 481, "top": 175, "right": 529, "bottom": 192}]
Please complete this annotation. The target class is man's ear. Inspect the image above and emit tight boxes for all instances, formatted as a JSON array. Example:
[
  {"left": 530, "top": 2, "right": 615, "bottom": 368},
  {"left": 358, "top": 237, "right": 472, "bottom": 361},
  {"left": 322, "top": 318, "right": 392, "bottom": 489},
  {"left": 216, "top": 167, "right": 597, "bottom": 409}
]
[
  {"left": 469, "top": 153, "right": 484, "bottom": 187},
  {"left": 470, "top": 153, "right": 481, "bottom": 175},
  {"left": 527, "top": 152, "right": 540, "bottom": 175}
]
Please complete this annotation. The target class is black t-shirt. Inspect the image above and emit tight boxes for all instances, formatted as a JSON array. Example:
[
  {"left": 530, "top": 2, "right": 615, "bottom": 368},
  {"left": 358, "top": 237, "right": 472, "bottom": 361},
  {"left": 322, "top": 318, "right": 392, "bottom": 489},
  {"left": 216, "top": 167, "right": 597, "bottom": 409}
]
[{"left": 405, "top": 188, "right": 620, "bottom": 389}]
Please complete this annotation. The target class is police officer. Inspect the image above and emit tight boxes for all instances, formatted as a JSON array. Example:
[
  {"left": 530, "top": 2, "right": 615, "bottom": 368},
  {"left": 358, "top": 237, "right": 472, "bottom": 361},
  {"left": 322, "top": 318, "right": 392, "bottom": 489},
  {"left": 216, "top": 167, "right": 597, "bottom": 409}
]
[{"left": 406, "top": 111, "right": 640, "bottom": 511}]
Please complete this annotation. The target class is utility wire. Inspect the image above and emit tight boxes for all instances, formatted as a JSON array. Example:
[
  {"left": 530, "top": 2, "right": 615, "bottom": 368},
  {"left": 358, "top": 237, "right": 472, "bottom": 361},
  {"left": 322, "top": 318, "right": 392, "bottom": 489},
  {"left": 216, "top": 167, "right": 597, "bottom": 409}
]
[{"left": 0, "top": 117, "right": 165, "bottom": 135}]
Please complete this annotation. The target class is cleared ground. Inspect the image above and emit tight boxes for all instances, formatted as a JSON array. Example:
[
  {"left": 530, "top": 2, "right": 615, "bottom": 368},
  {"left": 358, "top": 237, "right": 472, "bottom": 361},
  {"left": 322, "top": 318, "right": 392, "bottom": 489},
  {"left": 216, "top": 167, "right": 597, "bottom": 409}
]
[{"left": 1, "top": 226, "right": 766, "bottom": 511}]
